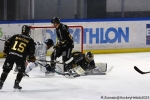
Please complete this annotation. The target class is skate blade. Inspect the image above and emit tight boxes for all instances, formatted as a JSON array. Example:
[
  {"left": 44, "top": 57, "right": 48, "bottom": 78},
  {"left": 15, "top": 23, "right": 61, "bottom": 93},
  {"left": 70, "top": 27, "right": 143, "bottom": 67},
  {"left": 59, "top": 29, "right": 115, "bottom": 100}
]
[
  {"left": 13, "top": 88, "right": 21, "bottom": 92},
  {"left": 64, "top": 75, "right": 75, "bottom": 79},
  {"left": 45, "top": 73, "right": 55, "bottom": 76}
]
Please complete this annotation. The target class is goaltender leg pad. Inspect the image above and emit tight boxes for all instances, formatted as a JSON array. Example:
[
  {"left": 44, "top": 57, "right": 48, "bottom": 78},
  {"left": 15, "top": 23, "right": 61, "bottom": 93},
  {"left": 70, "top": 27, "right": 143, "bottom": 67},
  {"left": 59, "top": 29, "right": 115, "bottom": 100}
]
[
  {"left": 73, "top": 66, "right": 85, "bottom": 75},
  {"left": 95, "top": 63, "right": 107, "bottom": 72}
]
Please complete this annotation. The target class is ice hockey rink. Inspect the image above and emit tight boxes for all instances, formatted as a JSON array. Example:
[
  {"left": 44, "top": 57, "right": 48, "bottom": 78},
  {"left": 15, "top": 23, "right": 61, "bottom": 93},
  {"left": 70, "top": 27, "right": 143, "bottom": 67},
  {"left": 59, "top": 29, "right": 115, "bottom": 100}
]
[{"left": 0, "top": 52, "right": 150, "bottom": 100}]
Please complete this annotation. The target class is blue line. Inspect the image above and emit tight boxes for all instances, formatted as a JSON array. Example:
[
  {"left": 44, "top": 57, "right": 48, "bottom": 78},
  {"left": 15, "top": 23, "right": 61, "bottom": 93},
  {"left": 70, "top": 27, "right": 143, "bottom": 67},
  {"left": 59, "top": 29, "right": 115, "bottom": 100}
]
[{"left": 0, "top": 18, "right": 150, "bottom": 24}]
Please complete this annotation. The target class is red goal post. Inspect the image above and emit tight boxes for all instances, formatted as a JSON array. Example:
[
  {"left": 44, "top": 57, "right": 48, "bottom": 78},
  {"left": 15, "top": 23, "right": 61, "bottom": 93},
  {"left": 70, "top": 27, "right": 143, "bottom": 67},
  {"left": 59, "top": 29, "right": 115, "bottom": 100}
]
[{"left": 30, "top": 25, "right": 84, "bottom": 53}]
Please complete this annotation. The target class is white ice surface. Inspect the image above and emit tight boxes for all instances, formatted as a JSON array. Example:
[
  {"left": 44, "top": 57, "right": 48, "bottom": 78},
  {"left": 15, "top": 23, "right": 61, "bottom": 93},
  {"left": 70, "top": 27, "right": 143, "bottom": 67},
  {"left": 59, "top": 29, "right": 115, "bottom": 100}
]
[{"left": 0, "top": 52, "right": 150, "bottom": 100}]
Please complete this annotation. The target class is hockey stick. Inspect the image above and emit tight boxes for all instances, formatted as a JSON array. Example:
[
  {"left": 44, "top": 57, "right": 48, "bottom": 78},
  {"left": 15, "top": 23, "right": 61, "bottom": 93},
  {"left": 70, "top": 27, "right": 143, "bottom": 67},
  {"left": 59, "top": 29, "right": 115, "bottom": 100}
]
[
  {"left": 37, "top": 59, "right": 64, "bottom": 64},
  {"left": 134, "top": 66, "right": 150, "bottom": 74},
  {"left": 0, "top": 38, "right": 6, "bottom": 41},
  {"left": 37, "top": 57, "right": 73, "bottom": 65},
  {"left": 37, "top": 62, "right": 74, "bottom": 78}
]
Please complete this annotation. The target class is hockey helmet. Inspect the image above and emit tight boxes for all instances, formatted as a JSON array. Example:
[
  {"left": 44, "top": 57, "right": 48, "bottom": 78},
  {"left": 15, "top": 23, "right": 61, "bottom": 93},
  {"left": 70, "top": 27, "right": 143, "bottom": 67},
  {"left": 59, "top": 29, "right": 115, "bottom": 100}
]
[
  {"left": 22, "top": 25, "right": 31, "bottom": 36},
  {"left": 45, "top": 39, "right": 54, "bottom": 46},
  {"left": 51, "top": 17, "right": 60, "bottom": 24},
  {"left": 85, "top": 51, "right": 94, "bottom": 62}
]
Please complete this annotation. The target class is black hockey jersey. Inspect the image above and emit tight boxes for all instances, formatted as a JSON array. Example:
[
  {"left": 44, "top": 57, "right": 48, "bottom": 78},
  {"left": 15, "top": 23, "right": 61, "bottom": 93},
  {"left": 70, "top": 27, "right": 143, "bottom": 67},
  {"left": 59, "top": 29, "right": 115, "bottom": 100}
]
[
  {"left": 56, "top": 23, "right": 74, "bottom": 48},
  {"left": 3, "top": 34, "right": 35, "bottom": 60}
]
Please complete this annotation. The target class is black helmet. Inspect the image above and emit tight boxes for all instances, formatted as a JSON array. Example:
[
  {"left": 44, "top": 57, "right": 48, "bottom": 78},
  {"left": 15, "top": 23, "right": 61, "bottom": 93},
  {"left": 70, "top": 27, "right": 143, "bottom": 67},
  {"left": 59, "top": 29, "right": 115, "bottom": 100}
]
[
  {"left": 85, "top": 51, "right": 94, "bottom": 62},
  {"left": 51, "top": 17, "right": 60, "bottom": 24},
  {"left": 45, "top": 39, "right": 54, "bottom": 46},
  {"left": 22, "top": 25, "right": 31, "bottom": 36}
]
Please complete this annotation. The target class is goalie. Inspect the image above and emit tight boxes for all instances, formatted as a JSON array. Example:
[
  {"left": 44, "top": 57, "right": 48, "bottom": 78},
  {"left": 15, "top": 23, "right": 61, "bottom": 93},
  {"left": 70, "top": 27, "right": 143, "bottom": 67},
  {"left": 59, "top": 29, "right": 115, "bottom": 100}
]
[
  {"left": 65, "top": 51, "right": 107, "bottom": 75},
  {"left": 63, "top": 51, "right": 107, "bottom": 76}
]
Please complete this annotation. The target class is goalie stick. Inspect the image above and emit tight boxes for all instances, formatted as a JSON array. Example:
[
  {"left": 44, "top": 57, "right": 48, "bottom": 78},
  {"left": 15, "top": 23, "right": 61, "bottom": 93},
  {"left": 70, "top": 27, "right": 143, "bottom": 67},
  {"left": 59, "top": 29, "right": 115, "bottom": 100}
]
[{"left": 134, "top": 66, "right": 150, "bottom": 74}]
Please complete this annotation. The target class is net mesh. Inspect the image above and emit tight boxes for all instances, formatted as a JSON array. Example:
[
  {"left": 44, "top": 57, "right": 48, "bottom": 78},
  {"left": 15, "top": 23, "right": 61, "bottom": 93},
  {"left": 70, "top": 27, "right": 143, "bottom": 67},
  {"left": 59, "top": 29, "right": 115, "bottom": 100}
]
[{"left": 30, "top": 26, "right": 83, "bottom": 52}]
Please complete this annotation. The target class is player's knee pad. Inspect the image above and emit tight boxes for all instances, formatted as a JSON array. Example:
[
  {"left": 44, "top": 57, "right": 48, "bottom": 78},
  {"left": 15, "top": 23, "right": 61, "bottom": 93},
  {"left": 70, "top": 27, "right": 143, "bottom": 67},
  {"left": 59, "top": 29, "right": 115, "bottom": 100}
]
[
  {"left": 17, "top": 65, "right": 25, "bottom": 73},
  {"left": 3, "top": 64, "right": 12, "bottom": 72}
]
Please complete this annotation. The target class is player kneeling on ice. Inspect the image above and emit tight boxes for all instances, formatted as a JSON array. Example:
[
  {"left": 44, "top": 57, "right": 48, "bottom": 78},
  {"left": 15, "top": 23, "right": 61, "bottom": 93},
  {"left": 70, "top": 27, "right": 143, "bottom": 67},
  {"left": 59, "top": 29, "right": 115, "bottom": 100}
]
[
  {"left": 64, "top": 51, "right": 107, "bottom": 76},
  {"left": 0, "top": 25, "right": 35, "bottom": 90}
]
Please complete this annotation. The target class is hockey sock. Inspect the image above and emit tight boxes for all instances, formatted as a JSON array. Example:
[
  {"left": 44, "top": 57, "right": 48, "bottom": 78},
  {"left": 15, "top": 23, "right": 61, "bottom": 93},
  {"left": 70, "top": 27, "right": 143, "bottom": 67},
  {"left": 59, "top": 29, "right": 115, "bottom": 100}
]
[
  {"left": 16, "top": 72, "right": 23, "bottom": 82},
  {"left": 0, "top": 72, "right": 8, "bottom": 82}
]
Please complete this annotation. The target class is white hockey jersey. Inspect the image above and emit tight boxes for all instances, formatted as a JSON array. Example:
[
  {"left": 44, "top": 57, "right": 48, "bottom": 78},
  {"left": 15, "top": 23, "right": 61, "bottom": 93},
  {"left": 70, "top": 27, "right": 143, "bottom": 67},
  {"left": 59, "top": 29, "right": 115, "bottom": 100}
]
[
  {"left": 34, "top": 41, "right": 47, "bottom": 66},
  {"left": 22, "top": 41, "right": 48, "bottom": 73}
]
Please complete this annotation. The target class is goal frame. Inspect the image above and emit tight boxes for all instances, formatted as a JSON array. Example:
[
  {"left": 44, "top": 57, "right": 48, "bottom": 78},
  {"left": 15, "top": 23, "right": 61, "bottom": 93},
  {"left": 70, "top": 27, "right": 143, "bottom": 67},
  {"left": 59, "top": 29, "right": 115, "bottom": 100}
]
[{"left": 30, "top": 25, "right": 84, "bottom": 52}]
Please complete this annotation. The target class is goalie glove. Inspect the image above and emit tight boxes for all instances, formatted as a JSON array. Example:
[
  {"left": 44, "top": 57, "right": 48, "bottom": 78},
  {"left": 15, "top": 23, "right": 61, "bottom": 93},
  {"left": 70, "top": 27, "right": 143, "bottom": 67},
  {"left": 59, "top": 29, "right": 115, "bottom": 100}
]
[{"left": 29, "top": 56, "right": 36, "bottom": 62}]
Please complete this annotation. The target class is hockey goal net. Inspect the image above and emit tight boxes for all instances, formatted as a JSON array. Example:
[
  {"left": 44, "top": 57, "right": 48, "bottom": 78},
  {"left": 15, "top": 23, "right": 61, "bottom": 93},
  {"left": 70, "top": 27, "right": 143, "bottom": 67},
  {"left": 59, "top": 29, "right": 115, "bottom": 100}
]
[{"left": 30, "top": 25, "right": 83, "bottom": 53}]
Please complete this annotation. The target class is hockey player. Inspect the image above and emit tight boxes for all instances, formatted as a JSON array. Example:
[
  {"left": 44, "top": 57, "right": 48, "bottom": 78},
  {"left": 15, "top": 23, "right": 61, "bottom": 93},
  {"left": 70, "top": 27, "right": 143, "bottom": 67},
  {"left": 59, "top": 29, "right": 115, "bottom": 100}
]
[
  {"left": 0, "top": 25, "right": 35, "bottom": 90},
  {"left": 65, "top": 51, "right": 107, "bottom": 76},
  {"left": 45, "top": 17, "right": 74, "bottom": 74},
  {"left": 65, "top": 51, "right": 95, "bottom": 75},
  {"left": 25, "top": 39, "right": 54, "bottom": 74}
]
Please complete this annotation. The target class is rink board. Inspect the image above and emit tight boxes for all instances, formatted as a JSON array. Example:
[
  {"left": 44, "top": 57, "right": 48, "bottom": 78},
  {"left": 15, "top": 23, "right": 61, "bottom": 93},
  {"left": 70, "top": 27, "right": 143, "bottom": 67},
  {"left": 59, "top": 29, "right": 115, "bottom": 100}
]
[{"left": 0, "top": 18, "right": 150, "bottom": 57}]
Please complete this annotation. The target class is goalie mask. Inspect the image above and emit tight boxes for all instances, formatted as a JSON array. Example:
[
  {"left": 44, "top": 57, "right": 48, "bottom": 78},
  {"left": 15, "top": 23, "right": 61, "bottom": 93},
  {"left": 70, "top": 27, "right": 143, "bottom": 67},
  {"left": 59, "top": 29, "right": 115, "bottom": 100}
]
[
  {"left": 22, "top": 25, "right": 31, "bottom": 36},
  {"left": 51, "top": 17, "right": 60, "bottom": 24},
  {"left": 85, "top": 51, "right": 94, "bottom": 62}
]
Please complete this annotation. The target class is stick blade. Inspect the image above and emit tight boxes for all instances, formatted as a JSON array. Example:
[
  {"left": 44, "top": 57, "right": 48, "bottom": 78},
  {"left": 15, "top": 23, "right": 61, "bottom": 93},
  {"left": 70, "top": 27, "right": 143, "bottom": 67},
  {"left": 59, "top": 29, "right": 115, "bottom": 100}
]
[{"left": 134, "top": 66, "right": 145, "bottom": 74}]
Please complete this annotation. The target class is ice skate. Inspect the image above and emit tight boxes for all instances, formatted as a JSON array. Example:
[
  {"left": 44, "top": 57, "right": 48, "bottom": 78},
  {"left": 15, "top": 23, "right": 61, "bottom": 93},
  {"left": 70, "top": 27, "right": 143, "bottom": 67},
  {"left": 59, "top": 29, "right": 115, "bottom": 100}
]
[
  {"left": 45, "top": 70, "right": 55, "bottom": 76},
  {"left": 45, "top": 65, "right": 55, "bottom": 76},
  {"left": 13, "top": 80, "right": 22, "bottom": 91}
]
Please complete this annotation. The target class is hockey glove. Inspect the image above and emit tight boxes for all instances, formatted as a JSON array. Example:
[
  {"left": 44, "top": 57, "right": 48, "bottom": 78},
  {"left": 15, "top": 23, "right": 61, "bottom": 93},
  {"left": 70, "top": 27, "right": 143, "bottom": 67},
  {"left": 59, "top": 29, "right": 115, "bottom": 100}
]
[
  {"left": 26, "top": 56, "right": 30, "bottom": 62},
  {"left": 29, "top": 56, "right": 36, "bottom": 62},
  {"left": 44, "top": 64, "right": 55, "bottom": 72}
]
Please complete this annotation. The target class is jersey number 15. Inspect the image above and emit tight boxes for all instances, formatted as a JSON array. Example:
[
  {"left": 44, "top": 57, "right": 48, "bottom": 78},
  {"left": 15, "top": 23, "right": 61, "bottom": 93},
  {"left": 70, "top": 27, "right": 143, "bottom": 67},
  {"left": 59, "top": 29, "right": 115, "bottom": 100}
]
[{"left": 11, "top": 41, "right": 26, "bottom": 53}]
